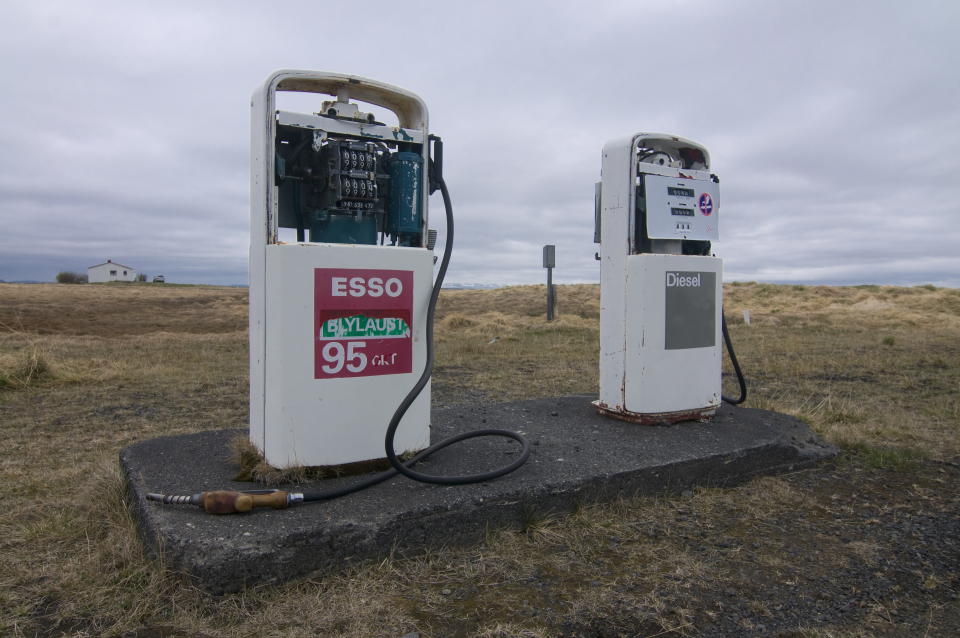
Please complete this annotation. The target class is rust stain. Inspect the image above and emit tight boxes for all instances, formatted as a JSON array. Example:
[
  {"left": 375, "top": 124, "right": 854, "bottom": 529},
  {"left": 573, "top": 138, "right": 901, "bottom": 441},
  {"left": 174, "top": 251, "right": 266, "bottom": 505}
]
[{"left": 591, "top": 400, "right": 716, "bottom": 426}]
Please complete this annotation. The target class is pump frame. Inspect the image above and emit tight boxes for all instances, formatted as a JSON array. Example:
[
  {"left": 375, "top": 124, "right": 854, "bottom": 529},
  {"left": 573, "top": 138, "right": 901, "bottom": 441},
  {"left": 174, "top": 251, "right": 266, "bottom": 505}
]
[
  {"left": 250, "top": 71, "right": 434, "bottom": 468},
  {"left": 595, "top": 133, "right": 722, "bottom": 424}
]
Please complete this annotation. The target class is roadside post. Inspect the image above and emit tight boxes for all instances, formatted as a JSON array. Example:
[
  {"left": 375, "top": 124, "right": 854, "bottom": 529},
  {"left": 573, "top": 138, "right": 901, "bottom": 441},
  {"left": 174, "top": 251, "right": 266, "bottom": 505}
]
[{"left": 543, "top": 244, "right": 556, "bottom": 320}]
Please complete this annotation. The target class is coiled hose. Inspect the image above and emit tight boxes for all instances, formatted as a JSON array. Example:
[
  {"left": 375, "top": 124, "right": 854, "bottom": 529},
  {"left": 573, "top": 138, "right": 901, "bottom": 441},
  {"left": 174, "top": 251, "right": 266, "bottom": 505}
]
[{"left": 299, "top": 177, "right": 531, "bottom": 503}]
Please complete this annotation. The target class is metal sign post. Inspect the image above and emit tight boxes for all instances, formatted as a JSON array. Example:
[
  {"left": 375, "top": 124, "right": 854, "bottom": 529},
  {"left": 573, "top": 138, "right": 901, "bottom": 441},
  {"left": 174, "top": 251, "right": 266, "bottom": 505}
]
[{"left": 543, "top": 244, "right": 556, "bottom": 321}]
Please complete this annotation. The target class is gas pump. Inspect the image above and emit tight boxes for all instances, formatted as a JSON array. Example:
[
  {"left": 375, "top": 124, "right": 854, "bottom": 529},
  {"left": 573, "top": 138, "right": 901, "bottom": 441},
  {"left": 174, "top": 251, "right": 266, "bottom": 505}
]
[
  {"left": 594, "top": 133, "right": 735, "bottom": 424},
  {"left": 249, "top": 70, "right": 439, "bottom": 469},
  {"left": 148, "top": 71, "right": 528, "bottom": 514}
]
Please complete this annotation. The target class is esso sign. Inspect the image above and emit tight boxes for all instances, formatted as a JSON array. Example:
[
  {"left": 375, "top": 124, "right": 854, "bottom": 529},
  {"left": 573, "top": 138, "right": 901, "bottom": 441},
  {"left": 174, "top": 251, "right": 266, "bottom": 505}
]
[
  {"left": 314, "top": 268, "right": 414, "bottom": 379},
  {"left": 331, "top": 276, "right": 403, "bottom": 298}
]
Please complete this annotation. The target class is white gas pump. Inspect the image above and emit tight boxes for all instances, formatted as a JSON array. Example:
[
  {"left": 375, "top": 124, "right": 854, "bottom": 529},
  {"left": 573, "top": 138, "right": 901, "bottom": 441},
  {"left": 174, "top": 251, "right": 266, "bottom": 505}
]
[
  {"left": 250, "top": 71, "right": 438, "bottom": 469},
  {"left": 594, "top": 133, "right": 724, "bottom": 424},
  {"left": 145, "top": 70, "right": 529, "bottom": 514}
]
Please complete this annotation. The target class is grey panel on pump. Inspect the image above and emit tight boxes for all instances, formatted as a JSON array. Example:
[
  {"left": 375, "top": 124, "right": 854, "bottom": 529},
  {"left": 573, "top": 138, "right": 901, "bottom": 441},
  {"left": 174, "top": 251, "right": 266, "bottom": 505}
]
[{"left": 664, "top": 270, "right": 716, "bottom": 350}]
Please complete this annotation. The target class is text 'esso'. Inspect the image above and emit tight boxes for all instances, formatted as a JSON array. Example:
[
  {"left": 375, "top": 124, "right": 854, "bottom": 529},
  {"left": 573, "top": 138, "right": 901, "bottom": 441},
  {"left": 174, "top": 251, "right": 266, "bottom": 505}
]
[{"left": 331, "top": 276, "right": 403, "bottom": 298}]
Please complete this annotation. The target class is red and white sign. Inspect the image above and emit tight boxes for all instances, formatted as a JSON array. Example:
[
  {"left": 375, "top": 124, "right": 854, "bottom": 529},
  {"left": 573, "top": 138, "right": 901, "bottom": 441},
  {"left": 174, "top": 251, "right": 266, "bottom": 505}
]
[{"left": 314, "top": 268, "right": 414, "bottom": 379}]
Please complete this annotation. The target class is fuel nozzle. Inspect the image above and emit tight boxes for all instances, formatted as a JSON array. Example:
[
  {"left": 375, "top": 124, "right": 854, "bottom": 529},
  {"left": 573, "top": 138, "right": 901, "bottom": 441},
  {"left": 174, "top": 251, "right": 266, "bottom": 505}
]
[{"left": 146, "top": 490, "right": 304, "bottom": 515}]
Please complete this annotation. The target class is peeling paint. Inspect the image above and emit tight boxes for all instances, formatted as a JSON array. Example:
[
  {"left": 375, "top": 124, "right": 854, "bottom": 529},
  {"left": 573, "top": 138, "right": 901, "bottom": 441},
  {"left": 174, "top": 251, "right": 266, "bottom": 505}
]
[
  {"left": 392, "top": 127, "right": 414, "bottom": 142},
  {"left": 359, "top": 126, "right": 384, "bottom": 139}
]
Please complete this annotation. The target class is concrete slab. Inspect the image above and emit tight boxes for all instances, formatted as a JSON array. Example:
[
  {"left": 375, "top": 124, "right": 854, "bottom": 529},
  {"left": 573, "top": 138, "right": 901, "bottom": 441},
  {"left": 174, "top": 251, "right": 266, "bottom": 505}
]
[{"left": 120, "top": 396, "right": 836, "bottom": 593}]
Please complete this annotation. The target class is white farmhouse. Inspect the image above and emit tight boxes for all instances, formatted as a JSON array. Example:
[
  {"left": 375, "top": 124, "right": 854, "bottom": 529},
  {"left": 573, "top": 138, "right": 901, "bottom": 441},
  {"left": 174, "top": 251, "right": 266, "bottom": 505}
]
[{"left": 87, "top": 259, "right": 137, "bottom": 283}]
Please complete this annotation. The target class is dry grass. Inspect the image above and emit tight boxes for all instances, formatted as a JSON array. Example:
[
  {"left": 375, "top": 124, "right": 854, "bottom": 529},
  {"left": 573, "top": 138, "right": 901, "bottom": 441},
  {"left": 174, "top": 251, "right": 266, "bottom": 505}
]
[
  {"left": 0, "top": 339, "right": 53, "bottom": 389},
  {"left": 0, "top": 282, "right": 247, "bottom": 337},
  {"left": 1, "top": 281, "right": 958, "bottom": 636},
  {"left": 438, "top": 284, "right": 601, "bottom": 321},
  {"left": 720, "top": 282, "right": 960, "bottom": 460},
  {"left": 429, "top": 285, "right": 602, "bottom": 406}
]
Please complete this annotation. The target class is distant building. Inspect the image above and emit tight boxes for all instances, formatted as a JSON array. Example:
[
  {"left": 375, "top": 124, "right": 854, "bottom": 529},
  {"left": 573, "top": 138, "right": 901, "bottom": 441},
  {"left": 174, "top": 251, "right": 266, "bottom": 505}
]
[{"left": 87, "top": 259, "right": 137, "bottom": 283}]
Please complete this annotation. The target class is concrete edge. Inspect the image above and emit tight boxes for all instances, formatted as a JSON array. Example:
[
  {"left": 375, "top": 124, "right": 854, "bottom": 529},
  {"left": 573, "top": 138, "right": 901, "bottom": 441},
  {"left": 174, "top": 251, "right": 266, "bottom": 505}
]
[{"left": 121, "top": 436, "right": 836, "bottom": 593}]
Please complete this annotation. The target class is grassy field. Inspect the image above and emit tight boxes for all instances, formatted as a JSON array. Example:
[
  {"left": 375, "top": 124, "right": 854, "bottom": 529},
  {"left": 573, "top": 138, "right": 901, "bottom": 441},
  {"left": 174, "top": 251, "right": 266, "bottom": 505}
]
[{"left": 1, "top": 281, "right": 958, "bottom": 637}]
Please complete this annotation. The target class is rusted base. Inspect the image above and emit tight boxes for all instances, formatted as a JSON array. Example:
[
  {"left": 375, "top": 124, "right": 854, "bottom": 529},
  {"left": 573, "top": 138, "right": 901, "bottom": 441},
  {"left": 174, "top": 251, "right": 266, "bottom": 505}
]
[
  {"left": 233, "top": 432, "right": 426, "bottom": 483},
  {"left": 592, "top": 400, "right": 717, "bottom": 425}
]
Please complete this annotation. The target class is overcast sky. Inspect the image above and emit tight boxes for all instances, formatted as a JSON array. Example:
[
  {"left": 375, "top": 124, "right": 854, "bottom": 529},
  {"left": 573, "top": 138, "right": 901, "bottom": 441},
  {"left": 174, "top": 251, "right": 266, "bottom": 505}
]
[{"left": 1, "top": 1, "right": 957, "bottom": 287}]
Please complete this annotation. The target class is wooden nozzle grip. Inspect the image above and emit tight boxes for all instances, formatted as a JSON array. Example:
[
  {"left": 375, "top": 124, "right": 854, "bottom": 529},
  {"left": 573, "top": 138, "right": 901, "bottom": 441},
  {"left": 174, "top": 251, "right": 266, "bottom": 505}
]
[{"left": 200, "top": 490, "right": 290, "bottom": 514}]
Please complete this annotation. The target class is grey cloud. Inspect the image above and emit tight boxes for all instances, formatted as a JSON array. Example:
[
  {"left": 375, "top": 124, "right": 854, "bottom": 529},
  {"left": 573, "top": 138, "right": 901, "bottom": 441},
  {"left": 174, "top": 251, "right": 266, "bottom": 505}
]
[{"left": 1, "top": 1, "right": 958, "bottom": 288}]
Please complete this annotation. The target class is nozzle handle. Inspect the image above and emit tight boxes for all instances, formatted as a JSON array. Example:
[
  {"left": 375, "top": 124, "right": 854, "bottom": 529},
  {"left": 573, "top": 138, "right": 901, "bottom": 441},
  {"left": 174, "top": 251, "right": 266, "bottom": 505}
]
[{"left": 201, "top": 490, "right": 290, "bottom": 514}]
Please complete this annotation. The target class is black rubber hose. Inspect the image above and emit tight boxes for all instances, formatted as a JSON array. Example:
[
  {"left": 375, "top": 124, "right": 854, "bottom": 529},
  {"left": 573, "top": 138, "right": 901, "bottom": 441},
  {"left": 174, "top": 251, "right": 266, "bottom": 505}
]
[
  {"left": 301, "top": 177, "right": 530, "bottom": 502},
  {"left": 721, "top": 311, "right": 747, "bottom": 405},
  {"left": 382, "top": 178, "right": 530, "bottom": 484}
]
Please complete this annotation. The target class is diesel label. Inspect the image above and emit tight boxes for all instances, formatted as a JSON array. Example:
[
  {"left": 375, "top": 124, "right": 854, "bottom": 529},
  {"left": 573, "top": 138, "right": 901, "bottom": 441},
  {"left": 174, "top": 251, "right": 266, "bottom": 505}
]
[{"left": 665, "top": 272, "right": 702, "bottom": 287}]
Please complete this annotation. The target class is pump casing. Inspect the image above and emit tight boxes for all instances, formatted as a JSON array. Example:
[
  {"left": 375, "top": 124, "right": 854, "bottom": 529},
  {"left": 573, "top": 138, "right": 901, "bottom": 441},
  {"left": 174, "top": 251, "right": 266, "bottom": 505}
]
[
  {"left": 595, "top": 134, "right": 722, "bottom": 423},
  {"left": 250, "top": 71, "right": 433, "bottom": 468}
]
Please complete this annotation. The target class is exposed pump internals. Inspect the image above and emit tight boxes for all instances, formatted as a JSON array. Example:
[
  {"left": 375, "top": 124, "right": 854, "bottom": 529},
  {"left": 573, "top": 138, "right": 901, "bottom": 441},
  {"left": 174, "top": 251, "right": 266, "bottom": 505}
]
[
  {"left": 594, "top": 133, "right": 723, "bottom": 424},
  {"left": 250, "top": 71, "right": 437, "bottom": 468}
]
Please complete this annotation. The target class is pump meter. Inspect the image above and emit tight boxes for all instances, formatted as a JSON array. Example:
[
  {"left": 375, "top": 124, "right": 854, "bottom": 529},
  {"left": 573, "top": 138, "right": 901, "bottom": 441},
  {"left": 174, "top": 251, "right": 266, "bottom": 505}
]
[
  {"left": 250, "top": 71, "right": 439, "bottom": 468},
  {"left": 594, "top": 133, "right": 722, "bottom": 423}
]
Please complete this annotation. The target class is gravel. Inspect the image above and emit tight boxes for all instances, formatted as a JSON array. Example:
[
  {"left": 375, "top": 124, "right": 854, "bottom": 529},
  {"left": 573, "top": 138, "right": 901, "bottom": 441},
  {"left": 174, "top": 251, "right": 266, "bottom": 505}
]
[{"left": 557, "top": 459, "right": 960, "bottom": 636}]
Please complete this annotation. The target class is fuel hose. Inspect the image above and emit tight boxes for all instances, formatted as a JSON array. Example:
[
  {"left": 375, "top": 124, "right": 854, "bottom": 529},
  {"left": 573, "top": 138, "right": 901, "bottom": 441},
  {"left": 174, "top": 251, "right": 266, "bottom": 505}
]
[
  {"left": 301, "top": 176, "right": 531, "bottom": 501},
  {"left": 720, "top": 311, "right": 747, "bottom": 405}
]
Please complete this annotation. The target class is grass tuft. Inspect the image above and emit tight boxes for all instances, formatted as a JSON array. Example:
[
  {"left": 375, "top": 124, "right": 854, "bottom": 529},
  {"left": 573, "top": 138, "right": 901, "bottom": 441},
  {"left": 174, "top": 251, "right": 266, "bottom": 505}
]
[
  {"left": 231, "top": 435, "right": 416, "bottom": 486},
  {"left": 442, "top": 313, "right": 478, "bottom": 329},
  {"left": 230, "top": 436, "right": 329, "bottom": 485},
  {"left": 0, "top": 342, "right": 54, "bottom": 389},
  {"left": 840, "top": 441, "right": 928, "bottom": 471}
]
